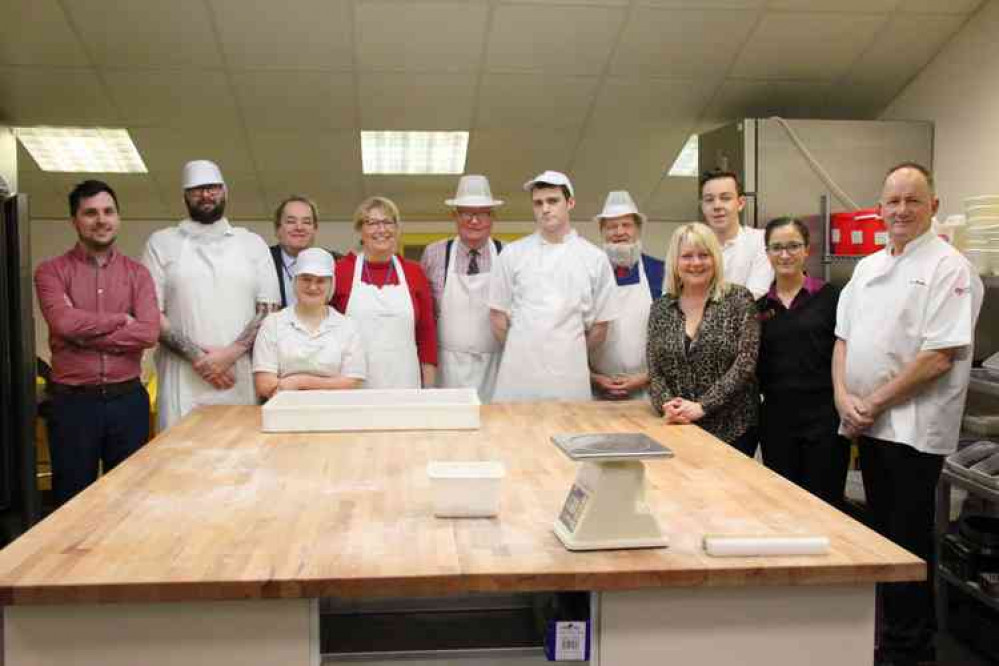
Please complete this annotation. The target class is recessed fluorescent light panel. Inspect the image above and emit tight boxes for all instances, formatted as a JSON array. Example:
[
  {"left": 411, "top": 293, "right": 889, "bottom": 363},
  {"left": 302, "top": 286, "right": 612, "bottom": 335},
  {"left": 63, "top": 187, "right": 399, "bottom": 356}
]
[
  {"left": 667, "top": 134, "right": 698, "bottom": 177},
  {"left": 361, "top": 131, "right": 468, "bottom": 175},
  {"left": 14, "top": 127, "right": 147, "bottom": 173}
]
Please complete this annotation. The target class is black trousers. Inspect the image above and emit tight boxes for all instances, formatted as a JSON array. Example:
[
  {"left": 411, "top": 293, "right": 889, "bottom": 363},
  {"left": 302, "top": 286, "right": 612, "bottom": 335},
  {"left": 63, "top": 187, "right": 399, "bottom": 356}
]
[
  {"left": 858, "top": 436, "right": 944, "bottom": 661},
  {"left": 760, "top": 394, "right": 850, "bottom": 508},
  {"left": 45, "top": 384, "right": 150, "bottom": 507}
]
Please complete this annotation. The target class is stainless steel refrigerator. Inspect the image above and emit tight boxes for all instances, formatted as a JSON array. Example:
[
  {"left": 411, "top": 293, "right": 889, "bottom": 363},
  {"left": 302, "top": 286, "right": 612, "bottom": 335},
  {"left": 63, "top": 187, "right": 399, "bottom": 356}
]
[
  {"left": 698, "top": 117, "right": 934, "bottom": 283},
  {"left": 0, "top": 193, "right": 39, "bottom": 542}
]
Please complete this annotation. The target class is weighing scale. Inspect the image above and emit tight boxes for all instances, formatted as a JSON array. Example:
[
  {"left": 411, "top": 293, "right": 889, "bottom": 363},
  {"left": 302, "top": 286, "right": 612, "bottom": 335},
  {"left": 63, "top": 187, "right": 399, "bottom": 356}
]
[{"left": 552, "top": 433, "right": 673, "bottom": 551}]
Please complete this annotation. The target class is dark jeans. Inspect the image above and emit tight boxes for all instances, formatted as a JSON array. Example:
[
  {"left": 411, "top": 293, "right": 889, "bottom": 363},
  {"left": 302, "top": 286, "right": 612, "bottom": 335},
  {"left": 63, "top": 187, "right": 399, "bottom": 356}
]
[
  {"left": 760, "top": 395, "right": 850, "bottom": 508},
  {"left": 858, "top": 436, "right": 944, "bottom": 662},
  {"left": 46, "top": 384, "right": 150, "bottom": 507}
]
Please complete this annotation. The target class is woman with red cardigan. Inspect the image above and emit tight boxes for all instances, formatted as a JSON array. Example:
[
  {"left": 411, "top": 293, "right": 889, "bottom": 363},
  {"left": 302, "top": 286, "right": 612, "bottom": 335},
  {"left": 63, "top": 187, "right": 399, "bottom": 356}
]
[{"left": 332, "top": 196, "right": 437, "bottom": 389}]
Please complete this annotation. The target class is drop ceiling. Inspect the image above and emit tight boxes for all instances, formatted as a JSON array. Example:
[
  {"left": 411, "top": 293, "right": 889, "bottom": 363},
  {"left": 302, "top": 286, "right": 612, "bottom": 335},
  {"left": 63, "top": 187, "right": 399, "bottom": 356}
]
[{"left": 0, "top": 0, "right": 982, "bottom": 221}]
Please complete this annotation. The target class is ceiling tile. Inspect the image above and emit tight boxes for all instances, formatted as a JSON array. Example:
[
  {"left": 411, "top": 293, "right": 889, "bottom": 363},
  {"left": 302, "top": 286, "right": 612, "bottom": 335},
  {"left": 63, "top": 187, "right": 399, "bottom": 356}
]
[
  {"left": 358, "top": 73, "right": 477, "bottom": 129},
  {"left": 765, "top": 0, "right": 896, "bottom": 11},
  {"left": 897, "top": 0, "right": 983, "bottom": 13},
  {"left": 503, "top": 0, "right": 629, "bottom": 6},
  {"left": 703, "top": 80, "right": 840, "bottom": 124},
  {"left": 260, "top": 171, "right": 363, "bottom": 221},
  {"left": 103, "top": 68, "right": 241, "bottom": 128},
  {"left": 486, "top": 5, "right": 626, "bottom": 75},
  {"left": 844, "top": 14, "right": 965, "bottom": 86},
  {"left": 65, "top": 0, "right": 223, "bottom": 68},
  {"left": 210, "top": 0, "right": 353, "bottom": 70},
  {"left": 356, "top": 1, "right": 490, "bottom": 72},
  {"left": 231, "top": 71, "right": 356, "bottom": 130},
  {"left": 249, "top": 130, "right": 359, "bottom": 174},
  {"left": 130, "top": 127, "right": 255, "bottom": 177},
  {"left": 0, "top": 66, "right": 120, "bottom": 125},
  {"left": 0, "top": 0, "right": 88, "bottom": 66},
  {"left": 475, "top": 73, "right": 600, "bottom": 131},
  {"left": 612, "top": 8, "right": 759, "bottom": 79},
  {"left": 588, "top": 77, "right": 718, "bottom": 130},
  {"left": 638, "top": 0, "right": 764, "bottom": 7},
  {"left": 731, "top": 12, "right": 888, "bottom": 80}
]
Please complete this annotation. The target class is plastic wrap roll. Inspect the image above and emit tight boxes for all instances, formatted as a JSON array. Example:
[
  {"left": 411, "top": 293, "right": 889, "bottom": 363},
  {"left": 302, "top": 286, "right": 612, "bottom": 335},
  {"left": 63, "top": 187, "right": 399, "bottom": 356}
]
[{"left": 703, "top": 535, "right": 830, "bottom": 557}]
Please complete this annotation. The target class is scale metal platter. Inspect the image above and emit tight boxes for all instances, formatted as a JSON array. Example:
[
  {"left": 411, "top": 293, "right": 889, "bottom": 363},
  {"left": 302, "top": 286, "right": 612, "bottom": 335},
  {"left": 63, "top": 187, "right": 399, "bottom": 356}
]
[{"left": 551, "top": 433, "right": 674, "bottom": 462}]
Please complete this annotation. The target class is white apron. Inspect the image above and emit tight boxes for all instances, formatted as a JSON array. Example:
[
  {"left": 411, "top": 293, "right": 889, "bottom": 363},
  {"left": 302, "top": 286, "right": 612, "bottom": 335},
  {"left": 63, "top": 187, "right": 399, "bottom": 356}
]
[
  {"left": 590, "top": 260, "right": 652, "bottom": 400},
  {"left": 156, "top": 226, "right": 258, "bottom": 431},
  {"left": 346, "top": 254, "right": 421, "bottom": 389},
  {"left": 438, "top": 239, "right": 501, "bottom": 403},
  {"left": 492, "top": 240, "right": 592, "bottom": 402}
]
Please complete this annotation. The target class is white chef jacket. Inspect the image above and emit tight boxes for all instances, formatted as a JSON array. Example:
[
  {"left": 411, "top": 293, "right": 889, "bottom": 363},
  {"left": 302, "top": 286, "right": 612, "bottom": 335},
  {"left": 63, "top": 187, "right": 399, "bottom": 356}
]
[
  {"left": 252, "top": 307, "right": 366, "bottom": 380},
  {"left": 488, "top": 229, "right": 618, "bottom": 401},
  {"left": 142, "top": 218, "right": 280, "bottom": 431},
  {"left": 835, "top": 230, "right": 983, "bottom": 455},
  {"left": 722, "top": 226, "right": 773, "bottom": 299}
]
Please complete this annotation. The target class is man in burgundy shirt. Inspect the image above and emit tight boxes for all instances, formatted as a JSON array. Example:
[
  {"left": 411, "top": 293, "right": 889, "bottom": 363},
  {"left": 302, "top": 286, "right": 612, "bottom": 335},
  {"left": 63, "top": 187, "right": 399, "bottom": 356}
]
[{"left": 34, "top": 180, "right": 160, "bottom": 506}]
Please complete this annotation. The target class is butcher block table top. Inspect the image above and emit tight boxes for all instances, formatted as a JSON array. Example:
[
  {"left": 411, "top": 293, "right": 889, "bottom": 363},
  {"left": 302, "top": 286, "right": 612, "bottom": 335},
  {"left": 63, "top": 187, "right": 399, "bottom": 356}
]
[{"left": 0, "top": 401, "right": 923, "bottom": 605}]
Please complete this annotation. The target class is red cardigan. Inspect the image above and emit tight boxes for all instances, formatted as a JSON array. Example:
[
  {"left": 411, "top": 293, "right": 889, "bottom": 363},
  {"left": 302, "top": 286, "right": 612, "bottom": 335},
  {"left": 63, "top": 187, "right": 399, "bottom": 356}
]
[{"left": 332, "top": 253, "right": 438, "bottom": 366}]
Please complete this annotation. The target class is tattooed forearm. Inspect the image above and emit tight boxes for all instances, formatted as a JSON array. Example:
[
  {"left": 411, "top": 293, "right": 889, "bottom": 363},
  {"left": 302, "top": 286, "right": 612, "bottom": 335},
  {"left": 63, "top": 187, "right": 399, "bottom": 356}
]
[
  {"left": 158, "top": 314, "right": 203, "bottom": 363},
  {"left": 233, "top": 302, "right": 279, "bottom": 351}
]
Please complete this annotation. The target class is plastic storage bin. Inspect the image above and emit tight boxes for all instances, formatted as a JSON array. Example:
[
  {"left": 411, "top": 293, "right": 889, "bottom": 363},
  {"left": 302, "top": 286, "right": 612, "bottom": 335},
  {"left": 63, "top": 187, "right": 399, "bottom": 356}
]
[{"left": 427, "top": 461, "right": 505, "bottom": 518}]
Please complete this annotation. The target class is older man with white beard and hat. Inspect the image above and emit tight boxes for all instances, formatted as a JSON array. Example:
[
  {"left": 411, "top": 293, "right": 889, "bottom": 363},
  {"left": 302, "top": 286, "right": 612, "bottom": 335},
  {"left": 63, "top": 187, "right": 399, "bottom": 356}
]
[
  {"left": 420, "top": 175, "right": 505, "bottom": 403},
  {"left": 142, "top": 160, "right": 280, "bottom": 431},
  {"left": 589, "top": 191, "right": 664, "bottom": 400}
]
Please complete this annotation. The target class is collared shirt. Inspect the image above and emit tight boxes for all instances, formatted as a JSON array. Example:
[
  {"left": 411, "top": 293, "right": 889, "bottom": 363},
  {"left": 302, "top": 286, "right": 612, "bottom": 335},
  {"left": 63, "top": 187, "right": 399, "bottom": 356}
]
[
  {"left": 763, "top": 275, "right": 825, "bottom": 311},
  {"left": 280, "top": 248, "right": 298, "bottom": 306},
  {"left": 612, "top": 254, "right": 665, "bottom": 300},
  {"left": 721, "top": 226, "right": 773, "bottom": 299},
  {"left": 252, "top": 307, "right": 366, "bottom": 380},
  {"left": 35, "top": 244, "right": 160, "bottom": 386},
  {"left": 835, "top": 230, "right": 983, "bottom": 454},
  {"left": 421, "top": 237, "right": 497, "bottom": 317}
]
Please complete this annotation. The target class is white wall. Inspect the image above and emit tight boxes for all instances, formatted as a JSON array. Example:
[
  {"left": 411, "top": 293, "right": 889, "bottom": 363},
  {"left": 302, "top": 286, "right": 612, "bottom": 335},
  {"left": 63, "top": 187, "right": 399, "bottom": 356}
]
[{"left": 880, "top": 0, "right": 999, "bottom": 218}]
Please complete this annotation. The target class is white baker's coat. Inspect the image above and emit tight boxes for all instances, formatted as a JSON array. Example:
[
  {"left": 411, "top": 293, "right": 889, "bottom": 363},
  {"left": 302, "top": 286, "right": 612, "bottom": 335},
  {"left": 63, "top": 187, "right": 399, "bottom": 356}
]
[
  {"left": 488, "top": 229, "right": 617, "bottom": 402},
  {"left": 142, "top": 218, "right": 280, "bottom": 431},
  {"left": 835, "top": 230, "right": 983, "bottom": 454},
  {"left": 722, "top": 226, "right": 773, "bottom": 299}
]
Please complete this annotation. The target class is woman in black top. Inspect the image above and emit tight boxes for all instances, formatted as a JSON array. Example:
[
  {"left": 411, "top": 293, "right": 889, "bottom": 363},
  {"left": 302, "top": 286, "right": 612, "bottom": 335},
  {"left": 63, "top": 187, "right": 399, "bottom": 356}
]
[{"left": 756, "top": 217, "right": 848, "bottom": 506}]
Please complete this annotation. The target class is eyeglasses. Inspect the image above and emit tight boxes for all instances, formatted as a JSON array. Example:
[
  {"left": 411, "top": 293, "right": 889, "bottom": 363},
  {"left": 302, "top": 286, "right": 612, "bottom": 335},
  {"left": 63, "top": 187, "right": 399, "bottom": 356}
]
[
  {"left": 363, "top": 218, "right": 397, "bottom": 230},
  {"left": 457, "top": 211, "right": 492, "bottom": 222},
  {"left": 187, "top": 184, "right": 224, "bottom": 196},
  {"left": 766, "top": 241, "right": 806, "bottom": 255}
]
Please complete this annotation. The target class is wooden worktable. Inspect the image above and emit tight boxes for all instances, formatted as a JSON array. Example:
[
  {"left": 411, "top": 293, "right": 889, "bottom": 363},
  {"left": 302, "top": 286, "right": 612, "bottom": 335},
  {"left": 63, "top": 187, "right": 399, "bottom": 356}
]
[{"left": 0, "top": 401, "right": 922, "bottom": 606}]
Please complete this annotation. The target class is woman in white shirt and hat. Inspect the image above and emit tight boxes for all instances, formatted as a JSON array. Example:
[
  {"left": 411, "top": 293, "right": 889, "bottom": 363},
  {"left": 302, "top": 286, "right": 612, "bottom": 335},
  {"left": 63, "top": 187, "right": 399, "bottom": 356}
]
[{"left": 253, "top": 248, "right": 366, "bottom": 399}]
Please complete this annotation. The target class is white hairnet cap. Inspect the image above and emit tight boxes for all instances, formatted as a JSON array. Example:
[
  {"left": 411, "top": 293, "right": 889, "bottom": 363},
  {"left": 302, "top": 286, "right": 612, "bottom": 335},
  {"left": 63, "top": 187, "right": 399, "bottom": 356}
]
[
  {"left": 182, "top": 160, "right": 226, "bottom": 190},
  {"left": 293, "top": 248, "right": 335, "bottom": 278},
  {"left": 523, "top": 170, "right": 574, "bottom": 198}
]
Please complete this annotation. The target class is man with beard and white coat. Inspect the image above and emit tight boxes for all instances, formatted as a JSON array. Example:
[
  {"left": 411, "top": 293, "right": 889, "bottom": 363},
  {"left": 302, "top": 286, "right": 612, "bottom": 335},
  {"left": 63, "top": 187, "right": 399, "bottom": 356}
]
[
  {"left": 589, "top": 191, "right": 664, "bottom": 400},
  {"left": 142, "top": 160, "right": 280, "bottom": 431},
  {"left": 420, "top": 175, "right": 504, "bottom": 403},
  {"left": 489, "top": 170, "right": 617, "bottom": 402}
]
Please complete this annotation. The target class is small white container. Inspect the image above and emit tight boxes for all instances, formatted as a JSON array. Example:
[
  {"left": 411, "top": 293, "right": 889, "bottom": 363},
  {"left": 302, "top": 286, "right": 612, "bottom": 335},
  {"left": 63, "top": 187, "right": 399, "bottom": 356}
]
[{"left": 427, "top": 461, "right": 505, "bottom": 518}]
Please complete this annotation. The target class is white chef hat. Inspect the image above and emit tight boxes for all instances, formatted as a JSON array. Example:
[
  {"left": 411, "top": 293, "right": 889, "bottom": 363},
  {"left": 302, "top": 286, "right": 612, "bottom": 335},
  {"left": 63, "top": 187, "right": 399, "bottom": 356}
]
[
  {"left": 182, "top": 160, "right": 226, "bottom": 190},
  {"left": 594, "top": 190, "right": 647, "bottom": 225},
  {"left": 523, "top": 170, "right": 574, "bottom": 198},
  {"left": 293, "top": 248, "right": 336, "bottom": 278}
]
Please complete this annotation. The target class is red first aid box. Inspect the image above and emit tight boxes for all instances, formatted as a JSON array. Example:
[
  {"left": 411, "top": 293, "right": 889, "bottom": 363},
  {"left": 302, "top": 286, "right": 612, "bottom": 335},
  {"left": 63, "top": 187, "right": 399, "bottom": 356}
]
[{"left": 830, "top": 208, "right": 887, "bottom": 255}]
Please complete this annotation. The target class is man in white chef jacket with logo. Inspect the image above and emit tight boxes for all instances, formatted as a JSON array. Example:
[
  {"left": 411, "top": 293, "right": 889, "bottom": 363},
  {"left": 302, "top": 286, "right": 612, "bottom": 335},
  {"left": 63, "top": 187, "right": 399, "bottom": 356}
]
[
  {"left": 699, "top": 169, "right": 772, "bottom": 298},
  {"left": 589, "top": 191, "right": 664, "bottom": 400},
  {"left": 489, "top": 170, "right": 617, "bottom": 402},
  {"left": 142, "top": 160, "right": 280, "bottom": 431},
  {"left": 421, "top": 175, "right": 504, "bottom": 403},
  {"left": 833, "top": 162, "right": 982, "bottom": 666}
]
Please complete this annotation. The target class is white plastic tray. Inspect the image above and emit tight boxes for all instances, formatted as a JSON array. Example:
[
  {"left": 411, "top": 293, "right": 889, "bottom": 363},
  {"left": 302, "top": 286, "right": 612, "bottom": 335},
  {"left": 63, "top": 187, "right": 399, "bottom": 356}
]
[{"left": 261, "top": 388, "right": 480, "bottom": 432}]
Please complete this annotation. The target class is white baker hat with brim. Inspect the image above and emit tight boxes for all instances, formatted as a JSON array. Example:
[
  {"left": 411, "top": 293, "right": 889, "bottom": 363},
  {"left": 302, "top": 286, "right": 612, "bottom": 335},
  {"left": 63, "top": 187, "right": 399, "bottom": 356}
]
[
  {"left": 182, "top": 160, "right": 226, "bottom": 190},
  {"left": 523, "top": 170, "right": 574, "bottom": 198},
  {"left": 594, "top": 190, "right": 647, "bottom": 224},
  {"left": 293, "top": 248, "right": 336, "bottom": 278},
  {"left": 445, "top": 175, "right": 504, "bottom": 208}
]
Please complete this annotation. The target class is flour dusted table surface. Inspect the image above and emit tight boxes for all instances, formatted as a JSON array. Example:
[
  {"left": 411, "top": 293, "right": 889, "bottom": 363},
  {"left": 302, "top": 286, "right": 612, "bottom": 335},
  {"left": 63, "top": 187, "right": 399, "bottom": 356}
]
[{"left": 0, "top": 402, "right": 922, "bottom": 666}]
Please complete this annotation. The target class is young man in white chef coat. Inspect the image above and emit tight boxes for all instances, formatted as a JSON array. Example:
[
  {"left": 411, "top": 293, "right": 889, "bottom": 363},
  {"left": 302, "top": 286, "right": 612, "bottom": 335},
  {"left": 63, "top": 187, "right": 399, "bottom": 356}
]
[
  {"left": 699, "top": 169, "right": 772, "bottom": 299},
  {"left": 589, "top": 191, "right": 664, "bottom": 400},
  {"left": 833, "top": 162, "right": 983, "bottom": 666},
  {"left": 488, "top": 170, "right": 617, "bottom": 402},
  {"left": 142, "top": 160, "right": 280, "bottom": 431},
  {"left": 420, "top": 175, "right": 504, "bottom": 403}
]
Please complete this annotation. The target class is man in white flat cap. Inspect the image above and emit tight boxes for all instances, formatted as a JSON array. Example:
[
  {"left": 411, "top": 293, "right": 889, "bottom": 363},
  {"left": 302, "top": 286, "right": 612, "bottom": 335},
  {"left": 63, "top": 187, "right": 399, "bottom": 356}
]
[
  {"left": 142, "top": 160, "right": 280, "bottom": 431},
  {"left": 420, "top": 175, "right": 505, "bottom": 403},
  {"left": 489, "top": 170, "right": 617, "bottom": 402},
  {"left": 589, "top": 191, "right": 664, "bottom": 400}
]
